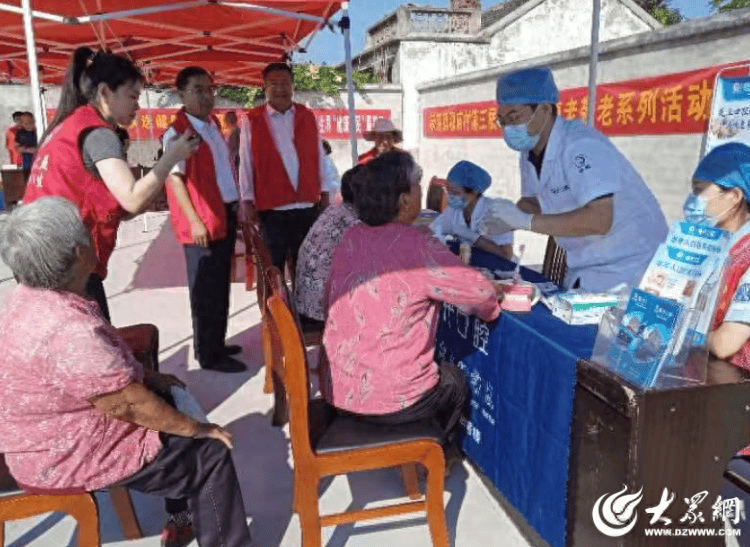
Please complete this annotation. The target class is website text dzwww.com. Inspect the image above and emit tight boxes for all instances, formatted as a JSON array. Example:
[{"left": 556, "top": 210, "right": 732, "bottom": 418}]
[{"left": 645, "top": 528, "right": 741, "bottom": 537}]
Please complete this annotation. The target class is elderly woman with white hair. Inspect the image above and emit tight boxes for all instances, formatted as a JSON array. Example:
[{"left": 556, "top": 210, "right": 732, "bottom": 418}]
[{"left": 0, "top": 197, "right": 252, "bottom": 547}]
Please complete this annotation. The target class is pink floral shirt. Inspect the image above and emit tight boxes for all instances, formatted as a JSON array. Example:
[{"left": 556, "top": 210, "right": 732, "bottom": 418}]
[
  {"left": 323, "top": 223, "right": 501, "bottom": 414},
  {"left": 0, "top": 285, "right": 162, "bottom": 492}
]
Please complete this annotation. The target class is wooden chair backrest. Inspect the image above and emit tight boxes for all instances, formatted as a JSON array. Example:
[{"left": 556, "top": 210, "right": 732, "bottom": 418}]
[
  {"left": 541, "top": 235, "right": 568, "bottom": 287},
  {"left": 242, "top": 220, "right": 274, "bottom": 312},
  {"left": 263, "top": 266, "right": 316, "bottom": 465},
  {"left": 426, "top": 177, "right": 448, "bottom": 213}
]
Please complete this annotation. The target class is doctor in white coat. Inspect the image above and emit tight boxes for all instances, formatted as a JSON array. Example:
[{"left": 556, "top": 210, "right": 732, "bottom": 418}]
[
  {"left": 430, "top": 160, "right": 513, "bottom": 260},
  {"left": 482, "top": 67, "right": 667, "bottom": 291}
]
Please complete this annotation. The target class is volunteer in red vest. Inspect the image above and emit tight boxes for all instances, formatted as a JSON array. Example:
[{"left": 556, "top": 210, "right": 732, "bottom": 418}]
[
  {"left": 21, "top": 46, "right": 201, "bottom": 547},
  {"left": 238, "top": 62, "right": 336, "bottom": 275},
  {"left": 686, "top": 144, "right": 750, "bottom": 370},
  {"left": 163, "top": 66, "right": 249, "bottom": 374},
  {"left": 23, "top": 47, "right": 198, "bottom": 322},
  {"left": 356, "top": 118, "right": 403, "bottom": 165},
  {"left": 4, "top": 111, "right": 23, "bottom": 167}
]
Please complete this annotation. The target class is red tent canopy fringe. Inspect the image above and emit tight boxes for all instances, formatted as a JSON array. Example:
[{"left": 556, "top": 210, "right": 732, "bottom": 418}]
[{"left": 0, "top": 0, "right": 341, "bottom": 86}]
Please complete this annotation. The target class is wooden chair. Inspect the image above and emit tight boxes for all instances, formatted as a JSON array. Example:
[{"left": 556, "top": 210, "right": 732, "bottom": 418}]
[
  {"left": 0, "top": 489, "right": 100, "bottom": 546},
  {"left": 426, "top": 177, "right": 448, "bottom": 213},
  {"left": 242, "top": 220, "right": 277, "bottom": 394},
  {"left": 0, "top": 322, "right": 159, "bottom": 544},
  {"left": 541, "top": 236, "right": 568, "bottom": 287},
  {"left": 262, "top": 266, "right": 450, "bottom": 547}
]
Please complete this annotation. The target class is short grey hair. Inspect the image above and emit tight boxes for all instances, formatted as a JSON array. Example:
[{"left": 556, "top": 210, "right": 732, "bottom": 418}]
[{"left": 0, "top": 197, "right": 92, "bottom": 289}]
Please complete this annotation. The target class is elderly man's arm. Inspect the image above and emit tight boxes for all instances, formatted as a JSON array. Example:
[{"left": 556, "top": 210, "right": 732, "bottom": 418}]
[{"left": 89, "top": 382, "right": 233, "bottom": 448}]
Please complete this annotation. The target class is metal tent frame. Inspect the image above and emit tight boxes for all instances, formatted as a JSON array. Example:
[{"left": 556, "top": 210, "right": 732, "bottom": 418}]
[{"left": 1, "top": 0, "right": 358, "bottom": 160}]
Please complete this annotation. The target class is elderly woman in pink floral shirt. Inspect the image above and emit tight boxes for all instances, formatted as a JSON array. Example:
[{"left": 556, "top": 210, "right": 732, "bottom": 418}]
[
  {"left": 0, "top": 197, "right": 252, "bottom": 547},
  {"left": 323, "top": 151, "right": 501, "bottom": 461}
]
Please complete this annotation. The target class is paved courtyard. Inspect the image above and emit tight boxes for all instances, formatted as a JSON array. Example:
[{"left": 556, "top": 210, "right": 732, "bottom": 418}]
[{"left": 0, "top": 211, "right": 538, "bottom": 547}]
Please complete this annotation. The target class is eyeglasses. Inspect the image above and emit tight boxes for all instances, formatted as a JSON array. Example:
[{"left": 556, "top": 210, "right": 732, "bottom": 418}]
[
  {"left": 495, "top": 106, "right": 536, "bottom": 128},
  {"left": 186, "top": 85, "right": 216, "bottom": 96}
]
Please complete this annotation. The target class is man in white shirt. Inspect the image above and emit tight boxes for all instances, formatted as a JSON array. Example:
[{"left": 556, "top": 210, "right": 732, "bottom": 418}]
[
  {"left": 163, "top": 66, "right": 249, "bottom": 373},
  {"left": 483, "top": 67, "right": 668, "bottom": 291},
  {"left": 239, "top": 63, "right": 336, "bottom": 275}
]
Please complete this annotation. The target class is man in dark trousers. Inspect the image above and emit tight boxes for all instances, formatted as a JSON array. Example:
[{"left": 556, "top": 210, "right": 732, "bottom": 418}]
[
  {"left": 163, "top": 66, "right": 248, "bottom": 373},
  {"left": 238, "top": 62, "right": 336, "bottom": 276}
]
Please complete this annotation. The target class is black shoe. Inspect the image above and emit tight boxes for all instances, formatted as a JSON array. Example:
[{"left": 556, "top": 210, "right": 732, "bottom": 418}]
[
  {"left": 222, "top": 344, "right": 242, "bottom": 356},
  {"left": 201, "top": 355, "right": 247, "bottom": 373}
]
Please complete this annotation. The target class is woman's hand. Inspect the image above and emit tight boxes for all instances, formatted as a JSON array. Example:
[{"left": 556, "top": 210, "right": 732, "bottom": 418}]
[
  {"left": 194, "top": 423, "right": 234, "bottom": 449},
  {"left": 163, "top": 131, "right": 201, "bottom": 165}
]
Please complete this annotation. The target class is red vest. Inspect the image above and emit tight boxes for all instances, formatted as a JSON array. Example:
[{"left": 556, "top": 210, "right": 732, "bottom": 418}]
[
  {"left": 712, "top": 232, "right": 750, "bottom": 372},
  {"left": 164, "top": 110, "right": 227, "bottom": 245},
  {"left": 23, "top": 105, "right": 125, "bottom": 279},
  {"left": 247, "top": 104, "right": 321, "bottom": 211},
  {"left": 5, "top": 126, "right": 21, "bottom": 166},
  {"left": 357, "top": 146, "right": 405, "bottom": 165}
]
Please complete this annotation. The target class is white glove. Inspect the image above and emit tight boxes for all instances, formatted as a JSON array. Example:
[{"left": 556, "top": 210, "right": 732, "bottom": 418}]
[
  {"left": 480, "top": 199, "right": 533, "bottom": 234},
  {"left": 452, "top": 222, "right": 480, "bottom": 244}
]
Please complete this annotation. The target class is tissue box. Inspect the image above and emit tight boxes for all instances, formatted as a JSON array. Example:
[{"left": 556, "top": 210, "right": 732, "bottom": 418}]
[{"left": 549, "top": 291, "right": 620, "bottom": 325}]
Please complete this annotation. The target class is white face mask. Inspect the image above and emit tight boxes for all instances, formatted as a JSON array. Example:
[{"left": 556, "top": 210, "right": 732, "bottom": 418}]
[{"left": 502, "top": 107, "right": 541, "bottom": 152}]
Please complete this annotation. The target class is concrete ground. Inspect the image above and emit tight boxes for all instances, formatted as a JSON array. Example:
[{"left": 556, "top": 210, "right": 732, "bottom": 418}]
[{"left": 0, "top": 212, "right": 538, "bottom": 547}]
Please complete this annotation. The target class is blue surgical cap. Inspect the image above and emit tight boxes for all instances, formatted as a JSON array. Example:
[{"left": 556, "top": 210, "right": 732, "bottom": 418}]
[
  {"left": 447, "top": 161, "right": 492, "bottom": 194},
  {"left": 496, "top": 67, "right": 559, "bottom": 105},
  {"left": 693, "top": 143, "right": 750, "bottom": 202}
]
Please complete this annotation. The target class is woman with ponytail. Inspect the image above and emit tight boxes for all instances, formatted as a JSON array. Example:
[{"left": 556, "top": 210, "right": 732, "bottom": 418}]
[{"left": 24, "top": 47, "right": 200, "bottom": 322}]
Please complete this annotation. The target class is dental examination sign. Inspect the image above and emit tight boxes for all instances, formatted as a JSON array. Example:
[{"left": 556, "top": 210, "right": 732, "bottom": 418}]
[{"left": 424, "top": 62, "right": 750, "bottom": 139}]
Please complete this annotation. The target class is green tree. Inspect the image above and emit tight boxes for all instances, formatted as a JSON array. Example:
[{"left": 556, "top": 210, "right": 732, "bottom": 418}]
[
  {"left": 217, "top": 65, "right": 377, "bottom": 106},
  {"left": 634, "top": 0, "right": 683, "bottom": 25},
  {"left": 710, "top": 0, "right": 750, "bottom": 11}
]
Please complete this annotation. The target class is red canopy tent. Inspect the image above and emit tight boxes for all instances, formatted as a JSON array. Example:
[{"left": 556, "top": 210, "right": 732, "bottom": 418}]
[
  {"left": 0, "top": 0, "right": 341, "bottom": 86},
  {"left": 0, "top": 0, "right": 360, "bottom": 160}
]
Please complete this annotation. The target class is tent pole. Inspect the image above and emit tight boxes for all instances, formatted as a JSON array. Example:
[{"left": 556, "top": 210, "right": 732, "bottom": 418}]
[
  {"left": 21, "top": 0, "right": 43, "bottom": 141},
  {"left": 340, "top": 2, "right": 357, "bottom": 166},
  {"left": 586, "top": 0, "right": 601, "bottom": 127}
]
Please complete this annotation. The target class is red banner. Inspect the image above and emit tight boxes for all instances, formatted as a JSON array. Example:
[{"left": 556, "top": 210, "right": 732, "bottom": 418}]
[
  {"left": 47, "top": 107, "right": 392, "bottom": 141},
  {"left": 311, "top": 109, "right": 391, "bottom": 139},
  {"left": 423, "top": 62, "right": 750, "bottom": 138}
]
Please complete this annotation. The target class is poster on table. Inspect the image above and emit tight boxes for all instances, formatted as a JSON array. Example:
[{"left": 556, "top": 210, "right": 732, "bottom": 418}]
[
  {"left": 705, "top": 71, "right": 750, "bottom": 154},
  {"left": 598, "top": 222, "right": 731, "bottom": 388}
]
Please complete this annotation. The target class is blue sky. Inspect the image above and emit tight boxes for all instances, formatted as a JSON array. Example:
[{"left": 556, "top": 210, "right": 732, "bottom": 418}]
[{"left": 300, "top": 0, "right": 715, "bottom": 66}]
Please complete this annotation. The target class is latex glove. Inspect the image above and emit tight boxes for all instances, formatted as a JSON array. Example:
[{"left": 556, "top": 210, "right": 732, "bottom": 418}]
[
  {"left": 480, "top": 199, "right": 533, "bottom": 234},
  {"left": 452, "top": 222, "right": 480, "bottom": 245}
]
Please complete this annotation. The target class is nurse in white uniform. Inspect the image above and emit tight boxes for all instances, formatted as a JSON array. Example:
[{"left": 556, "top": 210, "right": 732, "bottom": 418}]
[
  {"left": 482, "top": 67, "right": 668, "bottom": 291},
  {"left": 430, "top": 161, "right": 513, "bottom": 260}
]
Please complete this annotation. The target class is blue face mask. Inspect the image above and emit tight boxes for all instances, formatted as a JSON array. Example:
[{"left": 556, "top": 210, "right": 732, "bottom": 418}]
[
  {"left": 447, "top": 194, "right": 465, "bottom": 209},
  {"left": 682, "top": 193, "right": 718, "bottom": 227},
  {"left": 502, "top": 108, "right": 541, "bottom": 152},
  {"left": 503, "top": 124, "right": 540, "bottom": 152}
]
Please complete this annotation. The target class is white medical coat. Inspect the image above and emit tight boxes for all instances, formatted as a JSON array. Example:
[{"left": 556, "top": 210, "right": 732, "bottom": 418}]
[{"left": 520, "top": 117, "right": 667, "bottom": 291}]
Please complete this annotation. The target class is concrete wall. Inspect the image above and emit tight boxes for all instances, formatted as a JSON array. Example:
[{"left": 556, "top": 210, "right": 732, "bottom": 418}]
[
  {"left": 399, "top": 40, "right": 489, "bottom": 149},
  {"left": 418, "top": 9, "right": 750, "bottom": 228},
  {"left": 2, "top": 85, "right": 401, "bottom": 173},
  {"left": 294, "top": 85, "right": 404, "bottom": 174},
  {"left": 0, "top": 85, "right": 34, "bottom": 166},
  {"left": 485, "top": 0, "right": 657, "bottom": 67}
]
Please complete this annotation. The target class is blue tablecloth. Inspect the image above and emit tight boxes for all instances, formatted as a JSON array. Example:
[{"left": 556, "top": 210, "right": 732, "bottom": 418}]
[{"left": 436, "top": 247, "right": 597, "bottom": 547}]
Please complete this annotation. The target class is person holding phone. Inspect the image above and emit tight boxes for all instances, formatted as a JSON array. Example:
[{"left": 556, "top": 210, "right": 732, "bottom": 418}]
[
  {"left": 162, "top": 66, "right": 250, "bottom": 374},
  {"left": 23, "top": 47, "right": 199, "bottom": 322}
]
